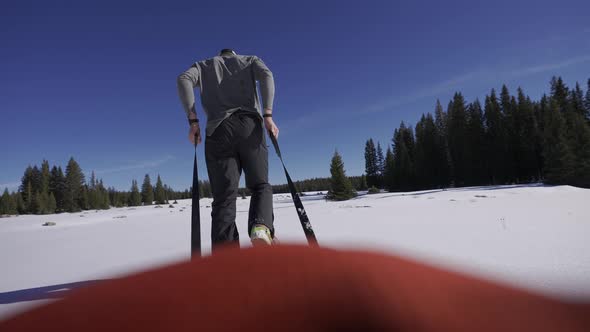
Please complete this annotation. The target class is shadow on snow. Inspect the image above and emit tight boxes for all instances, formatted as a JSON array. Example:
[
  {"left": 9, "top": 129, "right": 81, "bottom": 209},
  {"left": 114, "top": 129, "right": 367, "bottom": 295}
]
[
  {"left": 376, "top": 183, "right": 547, "bottom": 199},
  {"left": 0, "top": 280, "right": 103, "bottom": 304}
]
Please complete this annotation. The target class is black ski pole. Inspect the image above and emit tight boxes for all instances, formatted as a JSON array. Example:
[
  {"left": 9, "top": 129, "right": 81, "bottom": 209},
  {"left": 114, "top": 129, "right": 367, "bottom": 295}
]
[
  {"left": 268, "top": 131, "right": 318, "bottom": 246},
  {"left": 191, "top": 136, "right": 201, "bottom": 258}
]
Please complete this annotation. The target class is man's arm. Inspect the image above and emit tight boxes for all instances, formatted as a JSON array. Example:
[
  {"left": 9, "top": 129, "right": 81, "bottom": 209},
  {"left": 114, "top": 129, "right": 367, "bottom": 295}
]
[
  {"left": 177, "top": 65, "right": 201, "bottom": 144},
  {"left": 252, "top": 57, "right": 275, "bottom": 114},
  {"left": 176, "top": 65, "right": 200, "bottom": 119},
  {"left": 252, "top": 56, "right": 279, "bottom": 138}
]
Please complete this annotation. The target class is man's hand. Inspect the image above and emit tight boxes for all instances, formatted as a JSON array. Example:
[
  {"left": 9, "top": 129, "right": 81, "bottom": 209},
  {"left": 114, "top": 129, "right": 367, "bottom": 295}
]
[
  {"left": 189, "top": 124, "right": 202, "bottom": 145},
  {"left": 264, "top": 116, "right": 279, "bottom": 139}
]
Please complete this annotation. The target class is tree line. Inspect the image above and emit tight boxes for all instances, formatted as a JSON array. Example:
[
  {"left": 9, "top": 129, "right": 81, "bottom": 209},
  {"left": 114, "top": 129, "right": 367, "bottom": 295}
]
[
  {"left": 3, "top": 76, "right": 588, "bottom": 212},
  {"left": 363, "top": 76, "right": 590, "bottom": 191},
  {"left": 0, "top": 158, "right": 199, "bottom": 215},
  {"left": 327, "top": 76, "right": 590, "bottom": 201}
]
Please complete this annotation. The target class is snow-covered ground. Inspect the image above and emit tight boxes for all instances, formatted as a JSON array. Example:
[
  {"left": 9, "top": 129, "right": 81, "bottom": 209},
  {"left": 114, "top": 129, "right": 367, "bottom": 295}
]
[{"left": 1, "top": 184, "right": 589, "bottom": 320}]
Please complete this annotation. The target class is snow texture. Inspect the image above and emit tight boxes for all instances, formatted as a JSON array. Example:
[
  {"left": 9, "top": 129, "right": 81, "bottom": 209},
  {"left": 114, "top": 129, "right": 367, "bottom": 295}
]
[{"left": 1, "top": 184, "right": 589, "bottom": 320}]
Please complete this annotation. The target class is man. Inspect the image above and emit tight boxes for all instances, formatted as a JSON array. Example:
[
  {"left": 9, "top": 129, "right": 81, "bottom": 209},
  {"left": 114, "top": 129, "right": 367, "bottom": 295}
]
[{"left": 176, "top": 49, "right": 278, "bottom": 249}]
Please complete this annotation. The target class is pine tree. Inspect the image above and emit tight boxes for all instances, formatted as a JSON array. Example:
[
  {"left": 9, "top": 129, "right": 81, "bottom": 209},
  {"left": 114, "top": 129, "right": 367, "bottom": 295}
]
[
  {"left": 19, "top": 166, "right": 34, "bottom": 210},
  {"left": 391, "top": 123, "right": 415, "bottom": 191},
  {"left": 570, "top": 82, "right": 586, "bottom": 118},
  {"left": 119, "top": 189, "right": 128, "bottom": 207},
  {"left": 532, "top": 98, "right": 546, "bottom": 178},
  {"left": 33, "top": 191, "right": 42, "bottom": 214},
  {"left": 8, "top": 192, "right": 18, "bottom": 214},
  {"left": 516, "top": 88, "right": 540, "bottom": 182},
  {"left": 531, "top": 96, "right": 544, "bottom": 180},
  {"left": 37, "top": 191, "right": 51, "bottom": 214},
  {"left": 392, "top": 132, "right": 411, "bottom": 191},
  {"left": 543, "top": 98, "right": 575, "bottom": 184},
  {"left": 48, "top": 192, "right": 57, "bottom": 213},
  {"left": 19, "top": 165, "right": 43, "bottom": 213},
  {"left": 567, "top": 112, "right": 590, "bottom": 188},
  {"left": 326, "top": 150, "right": 355, "bottom": 201},
  {"left": 415, "top": 113, "right": 445, "bottom": 189},
  {"left": 198, "top": 180, "right": 205, "bottom": 198},
  {"left": 154, "top": 175, "right": 167, "bottom": 204},
  {"left": 141, "top": 174, "right": 154, "bottom": 205},
  {"left": 103, "top": 190, "right": 110, "bottom": 209},
  {"left": 402, "top": 124, "right": 416, "bottom": 163},
  {"left": 107, "top": 188, "right": 115, "bottom": 208},
  {"left": 364, "top": 139, "right": 379, "bottom": 188},
  {"left": 119, "top": 191, "right": 129, "bottom": 207},
  {"left": 49, "top": 166, "right": 67, "bottom": 212},
  {"left": 197, "top": 181, "right": 213, "bottom": 199},
  {"left": 0, "top": 190, "right": 4, "bottom": 215},
  {"left": 500, "top": 85, "right": 518, "bottom": 182},
  {"left": 203, "top": 181, "right": 212, "bottom": 198},
  {"left": 433, "top": 100, "right": 451, "bottom": 187},
  {"left": 359, "top": 174, "right": 368, "bottom": 190},
  {"left": 550, "top": 76, "right": 569, "bottom": 112},
  {"left": 484, "top": 89, "right": 506, "bottom": 184},
  {"left": 108, "top": 188, "right": 123, "bottom": 208},
  {"left": 14, "top": 192, "right": 26, "bottom": 214},
  {"left": 465, "top": 99, "right": 486, "bottom": 185},
  {"left": 0, "top": 188, "right": 17, "bottom": 215},
  {"left": 555, "top": 79, "right": 590, "bottom": 188},
  {"left": 584, "top": 78, "right": 590, "bottom": 122},
  {"left": 79, "top": 186, "right": 89, "bottom": 210},
  {"left": 447, "top": 92, "right": 469, "bottom": 186},
  {"left": 64, "top": 157, "right": 85, "bottom": 212},
  {"left": 165, "top": 185, "right": 176, "bottom": 202},
  {"left": 36, "top": 160, "right": 52, "bottom": 214},
  {"left": 41, "top": 160, "right": 50, "bottom": 194},
  {"left": 128, "top": 180, "right": 141, "bottom": 206},
  {"left": 26, "top": 182, "right": 37, "bottom": 214},
  {"left": 97, "top": 179, "right": 110, "bottom": 209},
  {"left": 414, "top": 116, "right": 426, "bottom": 188},
  {"left": 30, "top": 166, "right": 42, "bottom": 196},
  {"left": 383, "top": 147, "right": 395, "bottom": 191},
  {"left": 88, "top": 171, "right": 98, "bottom": 209},
  {"left": 376, "top": 142, "right": 385, "bottom": 187},
  {"left": 512, "top": 94, "right": 523, "bottom": 181}
]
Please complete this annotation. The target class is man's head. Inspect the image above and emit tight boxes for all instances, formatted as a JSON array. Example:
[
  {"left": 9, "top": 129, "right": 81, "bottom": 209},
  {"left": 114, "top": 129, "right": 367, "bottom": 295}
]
[{"left": 219, "top": 49, "right": 236, "bottom": 56}]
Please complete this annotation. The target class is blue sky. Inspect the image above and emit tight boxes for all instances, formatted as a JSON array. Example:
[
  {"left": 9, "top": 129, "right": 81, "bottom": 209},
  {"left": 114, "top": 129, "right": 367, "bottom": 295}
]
[{"left": 1, "top": 0, "right": 589, "bottom": 192}]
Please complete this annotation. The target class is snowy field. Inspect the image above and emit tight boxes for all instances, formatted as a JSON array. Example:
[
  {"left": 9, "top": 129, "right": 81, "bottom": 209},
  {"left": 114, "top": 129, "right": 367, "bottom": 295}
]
[{"left": 1, "top": 184, "right": 589, "bottom": 320}]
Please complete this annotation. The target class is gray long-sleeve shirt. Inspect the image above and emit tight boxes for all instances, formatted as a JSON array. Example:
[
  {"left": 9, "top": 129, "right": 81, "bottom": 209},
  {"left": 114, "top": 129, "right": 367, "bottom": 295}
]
[{"left": 177, "top": 53, "right": 275, "bottom": 136}]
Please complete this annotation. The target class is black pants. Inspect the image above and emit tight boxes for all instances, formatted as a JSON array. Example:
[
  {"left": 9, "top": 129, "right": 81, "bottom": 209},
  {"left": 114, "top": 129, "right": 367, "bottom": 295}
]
[{"left": 205, "top": 111, "right": 274, "bottom": 250}]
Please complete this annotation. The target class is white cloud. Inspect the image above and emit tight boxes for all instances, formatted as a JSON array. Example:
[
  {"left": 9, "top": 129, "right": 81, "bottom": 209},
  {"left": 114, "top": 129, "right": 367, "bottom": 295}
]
[
  {"left": 362, "top": 69, "right": 487, "bottom": 114},
  {"left": 94, "top": 155, "right": 175, "bottom": 175},
  {"left": 363, "top": 54, "right": 590, "bottom": 114},
  {"left": 509, "top": 55, "right": 590, "bottom": 77}
]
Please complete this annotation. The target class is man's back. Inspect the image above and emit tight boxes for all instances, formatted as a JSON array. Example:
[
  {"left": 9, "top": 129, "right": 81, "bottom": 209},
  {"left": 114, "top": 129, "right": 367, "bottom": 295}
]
[
  {"left": 177, "top": 50, "right": 278, "bottom": 249},
  {"left": 177, "top": 53, "right": 274, "bottom": 136}
]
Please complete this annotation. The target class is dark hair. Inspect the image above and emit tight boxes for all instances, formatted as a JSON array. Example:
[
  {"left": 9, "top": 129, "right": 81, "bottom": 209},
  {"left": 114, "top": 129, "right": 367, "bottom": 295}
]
[{"left": 219, "top": 49, "right": 236, "bottom": 56}]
